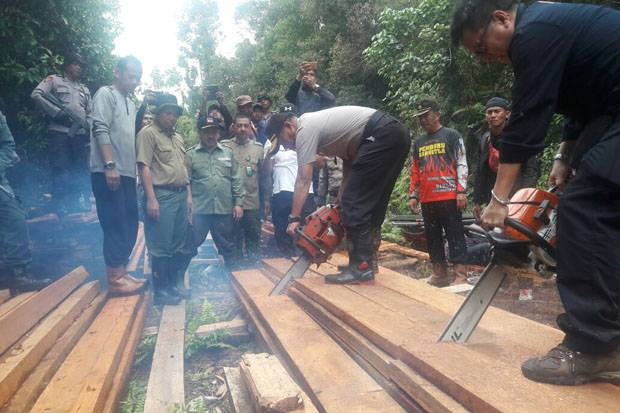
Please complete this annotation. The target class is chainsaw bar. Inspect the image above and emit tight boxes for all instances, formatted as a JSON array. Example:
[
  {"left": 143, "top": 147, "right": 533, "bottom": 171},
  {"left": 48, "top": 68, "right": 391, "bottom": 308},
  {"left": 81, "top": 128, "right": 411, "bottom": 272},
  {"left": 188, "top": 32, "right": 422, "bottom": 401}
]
[
  {"left": 270, "top": 254, "right": 313, "bottom": 296},
  {"left": 438, "top": 262, "right": 509, "bottom": 343}
]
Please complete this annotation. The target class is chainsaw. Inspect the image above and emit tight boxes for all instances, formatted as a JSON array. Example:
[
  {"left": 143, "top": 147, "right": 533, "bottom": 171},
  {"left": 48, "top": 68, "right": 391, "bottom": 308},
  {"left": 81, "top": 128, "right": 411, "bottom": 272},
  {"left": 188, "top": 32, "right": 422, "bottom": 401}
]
[
  {"left": 439, "top": 187, "right": 559, "bottom": 343},
  {"left": 270, "top": 205, "right": 345, "bottom": 295}
]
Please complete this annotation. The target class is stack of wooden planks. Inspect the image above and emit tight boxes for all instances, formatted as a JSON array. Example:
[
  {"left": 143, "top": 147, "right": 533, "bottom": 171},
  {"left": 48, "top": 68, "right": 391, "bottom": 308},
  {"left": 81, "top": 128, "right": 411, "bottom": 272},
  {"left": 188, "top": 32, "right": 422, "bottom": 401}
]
[
  {"left": 0, "top": 266, "right": 149, "bottom": 413},
  {"left": 232, "top": 255, "right": 620, "bottom": 413}
]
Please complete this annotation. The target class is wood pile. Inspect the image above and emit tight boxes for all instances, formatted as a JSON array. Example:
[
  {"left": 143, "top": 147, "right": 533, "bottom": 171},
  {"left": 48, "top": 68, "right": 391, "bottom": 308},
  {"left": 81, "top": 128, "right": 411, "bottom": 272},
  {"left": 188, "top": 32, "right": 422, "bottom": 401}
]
[
  {"left": 231, "top": 253, "right": 620, "bottom": 413},
  {"left": 0, "top": 266, "right": 149, "bottom": 413}
]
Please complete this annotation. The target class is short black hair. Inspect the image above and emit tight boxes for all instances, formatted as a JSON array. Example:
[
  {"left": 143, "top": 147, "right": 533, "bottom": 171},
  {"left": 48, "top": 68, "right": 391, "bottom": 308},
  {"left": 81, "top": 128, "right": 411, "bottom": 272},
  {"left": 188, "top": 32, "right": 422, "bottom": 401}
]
[
  {"left": 234, "top": 113, "right": 251, "bottom": 124},
  {"left": 116, "top": 55, "right": 142, "bottom": 73},
  {"left": 451, "top": 0, "right": 517, "bottom": 47},
  {"left": 266, "top": 112, "right": 296, "bottom": 138}
]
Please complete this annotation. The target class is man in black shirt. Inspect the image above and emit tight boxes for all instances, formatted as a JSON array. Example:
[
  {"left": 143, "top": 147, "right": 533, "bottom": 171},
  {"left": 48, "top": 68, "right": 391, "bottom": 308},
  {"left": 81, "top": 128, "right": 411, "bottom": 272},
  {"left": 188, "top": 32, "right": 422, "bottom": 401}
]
[{"left": 452, "top": 0, "right": 620, "bottom": 385}]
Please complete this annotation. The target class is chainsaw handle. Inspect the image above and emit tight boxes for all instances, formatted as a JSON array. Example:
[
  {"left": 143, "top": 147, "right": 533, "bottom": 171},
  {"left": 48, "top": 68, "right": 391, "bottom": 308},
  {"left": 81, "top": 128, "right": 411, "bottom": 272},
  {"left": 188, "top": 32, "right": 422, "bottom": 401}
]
[{"left": 504, "top": 218, "right": 556, "bottom": 259}]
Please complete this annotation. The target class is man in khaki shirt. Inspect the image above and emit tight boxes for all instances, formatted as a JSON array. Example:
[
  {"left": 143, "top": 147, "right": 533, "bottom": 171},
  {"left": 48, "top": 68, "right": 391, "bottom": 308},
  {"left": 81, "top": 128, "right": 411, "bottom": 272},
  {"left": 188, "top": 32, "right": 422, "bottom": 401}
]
[
  {"left": 221, "top": 114, "right": 264, "bottom": 263},
  {"left": 137, "top": 94, "right": 191, "bottom": 305}
]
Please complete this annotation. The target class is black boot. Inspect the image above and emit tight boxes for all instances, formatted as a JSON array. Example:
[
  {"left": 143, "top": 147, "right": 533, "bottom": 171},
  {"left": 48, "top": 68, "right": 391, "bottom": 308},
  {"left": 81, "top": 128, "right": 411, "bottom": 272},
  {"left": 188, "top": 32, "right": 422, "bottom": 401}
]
[
  {"left": 152, "top": 257, "right": 181, "bottom": 306},
  {"left": 10, "top": 267, "right": 53, "bottom": 292},
  {"left": 168, "top": 254, "right": 191, "bottom": 299},
  {"left": 326, "top": 228, "right": 375, "bottom": 285}
]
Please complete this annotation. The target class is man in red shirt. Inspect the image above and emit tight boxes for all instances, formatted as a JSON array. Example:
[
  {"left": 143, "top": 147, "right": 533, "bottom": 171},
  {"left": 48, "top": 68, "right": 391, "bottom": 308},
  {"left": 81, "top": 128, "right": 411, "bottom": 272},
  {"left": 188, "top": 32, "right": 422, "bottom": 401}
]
[{"left": 409, "top": 100, "right": 468, "bottom": 286}]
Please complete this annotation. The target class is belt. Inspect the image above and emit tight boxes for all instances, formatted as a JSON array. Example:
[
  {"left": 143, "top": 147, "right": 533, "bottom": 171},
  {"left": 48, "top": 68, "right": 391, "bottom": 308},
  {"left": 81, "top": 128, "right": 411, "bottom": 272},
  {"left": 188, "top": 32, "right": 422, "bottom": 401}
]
[
  {"left": 153, "top": 185, "right": 187, "bottom": 192},
  {"left": 362, "top": 111, "right": 398, "bottom": 139}
]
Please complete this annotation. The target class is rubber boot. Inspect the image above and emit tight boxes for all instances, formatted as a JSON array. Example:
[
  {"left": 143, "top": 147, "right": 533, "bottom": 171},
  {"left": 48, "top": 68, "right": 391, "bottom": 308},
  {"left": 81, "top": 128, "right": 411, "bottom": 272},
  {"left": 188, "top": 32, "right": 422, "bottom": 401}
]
[
  {"left": 152, "top": 257, "right": 181, "bottom": 306},
  {"left": 326, "top": 228, "right": 375, "bottom": 285},
  {"left": 371, "top": 227, "right": 382, "bottom": 275},
  {"left": 107, "top": 266, "right": 144, "bottom": 296},
  {"left": 428, "top": 262, "right": 452, "bottom": 287},
  {"left": 10, "top": 267, "right": 53, "bottom": 292},
  {"left": 336, "top": 235, "right": 356, "bottom": 272},
  {"left": 169, "top": 254, "right": 191, "bottom": 299}
]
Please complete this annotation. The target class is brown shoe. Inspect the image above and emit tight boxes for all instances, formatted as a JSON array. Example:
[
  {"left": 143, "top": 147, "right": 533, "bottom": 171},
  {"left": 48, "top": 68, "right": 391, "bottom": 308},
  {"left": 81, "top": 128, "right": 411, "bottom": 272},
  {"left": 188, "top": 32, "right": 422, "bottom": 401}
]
[
  {"left": 428, "top": 263, "right": 452, "bottom": 287},
  {"left": 107, "top": 266, "right": 144, "bottom": 296}
]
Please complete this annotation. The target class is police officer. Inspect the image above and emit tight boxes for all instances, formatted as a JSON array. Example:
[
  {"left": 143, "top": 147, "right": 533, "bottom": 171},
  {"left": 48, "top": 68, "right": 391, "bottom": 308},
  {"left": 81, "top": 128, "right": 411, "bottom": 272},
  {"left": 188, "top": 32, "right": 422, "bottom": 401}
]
[
  {"left": 137, "top": 94, "right": 191, "bottom": 305},
  {"left": 188, "top": 116, "right": 244, "bottom": 269},
  {"left": 221, "top": 114, "right": 264, "bottom": 263},
  {"left": 0, "top": 107, "right": 51, "bottom": 291},
  {"left": 31, "top": 53, "right": 91, "bottom": 214},
  {"left": 452, "top": 0, "right": 620, "bottom": 385}
]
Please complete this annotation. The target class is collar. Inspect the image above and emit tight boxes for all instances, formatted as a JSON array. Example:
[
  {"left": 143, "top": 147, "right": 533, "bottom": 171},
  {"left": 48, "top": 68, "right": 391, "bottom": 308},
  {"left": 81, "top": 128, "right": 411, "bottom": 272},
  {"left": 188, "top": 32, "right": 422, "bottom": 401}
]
[
  {"left": 154, "top": 123, "right": 175, "bottom": 139},
  {"left": 198, "top": 142, "right": 224, "bottom": 152}
]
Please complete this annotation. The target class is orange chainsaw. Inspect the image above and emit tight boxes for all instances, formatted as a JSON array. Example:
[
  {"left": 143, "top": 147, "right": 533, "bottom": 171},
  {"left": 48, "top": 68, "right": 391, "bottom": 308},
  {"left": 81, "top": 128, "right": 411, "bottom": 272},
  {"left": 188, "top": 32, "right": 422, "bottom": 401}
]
[
  {"left": 439, "top": 187, "right": 559, "bottom": 343},
  {"left": 270, "top": 205, "right": 345, "bottom": 295}
]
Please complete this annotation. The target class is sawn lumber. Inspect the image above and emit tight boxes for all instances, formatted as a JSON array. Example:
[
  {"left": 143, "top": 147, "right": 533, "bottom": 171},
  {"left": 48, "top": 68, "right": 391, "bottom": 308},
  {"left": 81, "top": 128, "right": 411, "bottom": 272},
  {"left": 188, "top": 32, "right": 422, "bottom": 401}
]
[
  {"left": 223, "top": 367, "right": 253, "bottom": 413},
  {"left": 0, "top": 291, "right": 9, "bottom": 306}
]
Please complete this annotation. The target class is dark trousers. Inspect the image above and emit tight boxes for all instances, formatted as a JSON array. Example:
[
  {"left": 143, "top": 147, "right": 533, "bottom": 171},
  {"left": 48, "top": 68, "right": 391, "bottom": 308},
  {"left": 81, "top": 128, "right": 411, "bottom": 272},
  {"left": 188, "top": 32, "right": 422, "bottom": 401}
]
[
  {"left": 91, "top": 173, "right": 138, "bottom": 267},
  {"left": 233, "top": 209, "right": 261, "bottom": 259},
  {"left": 342, "top": 119, "right": 410, "bottom": 261},
  {"left": 48, "top": 131, "right": 89, "bottom": 212},
  {"left": 421, "top": 199, "right": 467, "bottom": 265},
  {"left": 193, "top": 213, "right": 235, "bottom": 265},
  {"left": 272, "top": 191, "right": 316, "bottom": 254},
  {"left": 0, "top": 190, "right": 31, "bottom": 268},
  {"left": 555, "top": 120, "right": 620, "bottom": 353}
]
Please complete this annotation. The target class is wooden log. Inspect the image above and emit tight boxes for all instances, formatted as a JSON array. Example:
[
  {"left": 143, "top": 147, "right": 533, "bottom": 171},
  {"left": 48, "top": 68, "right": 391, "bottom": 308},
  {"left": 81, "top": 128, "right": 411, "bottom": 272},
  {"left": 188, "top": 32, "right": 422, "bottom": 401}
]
[
  {"left": 240, "top": 353, "right": 304, "bottom": 413},
  {"left": 262, "top": 258, "right": 620, "bottom": 413},
  {"left": 143, "top": 302, "right": 186, "bottom": 413},
  {"left": 376, "top": 242, "right": 430, "bottom": 260},
  {"left": 101, "top": 292, "right": 152, "bottom": 413},
  {"left": 0, "top": 267, "right": 88, "bottom": 356},
  {"left": 0, "top": 282, "right": 100, "bottom": 407},
  {"left": 0, "top": 291, "right": 9, "bottom": 306},
  {"left": 232, "top": 270, "right": 403, "bottom": 413},
  {"left": 30, "top": 295, "right": 141, "bottom": 413},
  {"left": 1, "top": 293, "right": 106, "bottom": 413},
  {"left": 223, "top": 367, "right": 253, "bottom": 413},
  {"left": 0, "top": 293, "right": 35, "bottom": 319},
  {"left": 195, "top": 316, "right": 247, "bottom": 338}
]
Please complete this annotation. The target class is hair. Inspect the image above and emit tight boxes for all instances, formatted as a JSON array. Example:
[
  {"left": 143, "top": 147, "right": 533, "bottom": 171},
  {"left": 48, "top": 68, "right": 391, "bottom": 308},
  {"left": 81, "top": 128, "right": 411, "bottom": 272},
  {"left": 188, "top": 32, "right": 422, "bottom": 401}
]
[
  {"left": 116, "top": 55, "right": 142, "bottom": 73},
  {"left": 266, "top": 112, "right": 296, "bottom": 138},
  {"left": 234, "top": 113, "right": 251, "bottom": 124},
  {"left": 451, "top": 0, "right": 517, "bottom": 47}
]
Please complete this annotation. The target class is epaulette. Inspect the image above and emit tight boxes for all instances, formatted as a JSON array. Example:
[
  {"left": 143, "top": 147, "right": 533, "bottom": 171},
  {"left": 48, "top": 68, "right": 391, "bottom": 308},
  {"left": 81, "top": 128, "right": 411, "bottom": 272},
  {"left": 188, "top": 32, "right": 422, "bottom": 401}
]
[
  {"left": 187, "top": 144, "right": 198, "bottom": 152},
  {"left": 220, "top": 139, "right": 233, "bottom": 147}
]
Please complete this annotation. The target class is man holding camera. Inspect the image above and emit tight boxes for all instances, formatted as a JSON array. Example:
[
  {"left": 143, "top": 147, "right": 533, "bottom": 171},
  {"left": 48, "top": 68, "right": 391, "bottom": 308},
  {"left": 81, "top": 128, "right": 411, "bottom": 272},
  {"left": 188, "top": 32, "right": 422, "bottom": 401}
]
[{"left": 285, "top": 62, "right": 336, "bottom": 116}]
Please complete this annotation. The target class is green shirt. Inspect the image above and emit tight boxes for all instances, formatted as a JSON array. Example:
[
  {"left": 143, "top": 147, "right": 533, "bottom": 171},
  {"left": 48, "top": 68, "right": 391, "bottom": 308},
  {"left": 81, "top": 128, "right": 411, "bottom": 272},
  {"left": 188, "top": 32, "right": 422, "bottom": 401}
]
[
  {"left": 136, "top": 123, "right": 189, "bottom": 186},
  {"left": 188, "top": 143, "right": 244, "bottom": 214},
  {"left": 0, "top": 110, "right": 18, "bottom": 196},
  {"left": 221, "top": 137, "right": 263, "bottom": 210}
]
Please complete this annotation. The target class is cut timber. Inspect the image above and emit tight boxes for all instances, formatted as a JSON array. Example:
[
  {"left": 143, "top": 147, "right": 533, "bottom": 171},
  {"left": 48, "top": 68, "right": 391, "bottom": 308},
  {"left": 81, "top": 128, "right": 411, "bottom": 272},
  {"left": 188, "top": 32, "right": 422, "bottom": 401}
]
[
  {"left": 101, "top": 292, "right": 152, "bottom": 413},
  {"left": 127, "top": 223, "right": 145, "bottom": 273},
  {"left": 0, "top": 293, "right": 35, "bottom": 318},
  {"left": 232, "top": 269, "right": 403, "bottom": 413},
  {"left": 441, "top": 283, "right": 473, "bottom": 294},
  {"left": 0, "top": 281, "right": 100, "bottom": 407},
  {"left": 143, "top": 247, "right": 152, "bottom": 275},
  {"left": 0, "top": 291, "right": 9, "bottom": 305},
  {"left": 30, "top": 294, "right": 141, "bottom": 413},
  {"left": 263, "top": 258, "right": 620, "bottom": 413},
  {"left": 376, "top": 242, "right": 429, "bottom": 260},
  {"left": 1, "top": 293, "right": 106, "bottom": 413},
  {"left": 195, "top": 316, "right": 247, "bottom": 338},
  {"left": 223, "top": 367, "right": 253, "bottom": 413},
  {"left": 240, "top": 353, "right": 304, "bottom": 413},
  {"left": 0, "top": 266, "right": 88, "bottom": 356},
  {"left": 143, "top": 303, "right": 186, "bottom": 413}
]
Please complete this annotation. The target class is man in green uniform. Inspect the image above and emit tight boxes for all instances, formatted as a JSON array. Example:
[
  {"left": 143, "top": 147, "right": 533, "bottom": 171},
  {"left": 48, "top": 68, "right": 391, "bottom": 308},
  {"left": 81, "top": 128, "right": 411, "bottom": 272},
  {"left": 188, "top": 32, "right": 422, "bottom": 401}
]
[
  {"left": 188, "top": 116, "right": 244, "bottom": 270},
  {"left": 136, "top": 94, "right": 191, "bottom": 305},
  {"left": 221, "top": 114, "right": 263, "bottom": 263},
  {"left": 0, "top": 107, "right": 51, "bottom": 291}
]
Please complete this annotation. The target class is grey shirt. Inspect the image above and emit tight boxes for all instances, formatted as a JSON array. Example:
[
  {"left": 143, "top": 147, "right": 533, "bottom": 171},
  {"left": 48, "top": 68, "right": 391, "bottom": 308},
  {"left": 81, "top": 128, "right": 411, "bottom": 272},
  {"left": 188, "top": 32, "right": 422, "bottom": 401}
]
[
  {"left": 295, "top": 106, "right": 375, "bottom": 167},
  {"left": 90, "top": 86, "right": 137, "bottom": 178}
]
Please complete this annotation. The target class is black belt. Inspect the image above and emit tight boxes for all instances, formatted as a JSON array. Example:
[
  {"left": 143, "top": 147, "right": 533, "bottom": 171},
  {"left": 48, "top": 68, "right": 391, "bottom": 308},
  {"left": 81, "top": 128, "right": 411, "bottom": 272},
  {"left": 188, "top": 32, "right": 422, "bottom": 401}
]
[
  {"left": 154, "top": 185, "right": 187, "bottom": 192},
  {"left": 362, "top": 110, "right": 398, "bottom": 139}
]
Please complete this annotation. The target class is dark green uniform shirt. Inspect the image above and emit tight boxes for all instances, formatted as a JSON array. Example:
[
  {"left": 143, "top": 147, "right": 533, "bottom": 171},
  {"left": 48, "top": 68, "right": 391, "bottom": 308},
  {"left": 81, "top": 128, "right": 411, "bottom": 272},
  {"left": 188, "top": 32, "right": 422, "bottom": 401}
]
[
  {"left": 188, "top": 143, "right": 244, "bottom": 214},
  {"left": 221, "top": 137, "right": 263, "bottom": 210}
]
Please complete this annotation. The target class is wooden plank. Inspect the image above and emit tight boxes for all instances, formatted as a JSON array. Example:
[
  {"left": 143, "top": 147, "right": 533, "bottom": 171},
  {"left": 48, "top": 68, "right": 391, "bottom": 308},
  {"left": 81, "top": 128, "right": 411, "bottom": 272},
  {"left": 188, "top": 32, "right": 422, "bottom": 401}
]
[
  {"left": 143, "top": 247, "right": 152, "bottom": 276},
  {"left": 441, "top": 283, "right": 473, "bottom": 294},
  {"left": 101, "top": 292, "right": 152, "bottom": 413},
  {"left": 223, "top": 367, "right": 253, "bottom": 413},
  {"left": 195, "top": 316, "right": 247, "bottom": 338},
  {"left": 127, "top": 223, "right": 145, "bottom": 273},
  {"left": 1, "top": 293, "right": 107, "bottom": 413},
  {"left": 0, "top": 291, "right": 9, "bottom": 306},
  {"left": 30, "top": 295, "right": 141, "bottom": 413},
  {"left": 262, "top": 258, "right": 620, "bottom": 413},
  {"left": 0, "top": 293, "right": 35, "bottom": 319},
  {"left": 232, "top": 270, "right": 404, "bottom": 413},
  {"left": 0, "top": 282, "right": 100, "bottom": 407},
  {"left": 143, "top": 302, "right": 186, "bottom": 413},
  {"left": 376, "top": 242, "right": 430, "bottom": 260},
  {"left": 0, "top": 267, "right": 88, "bottom": 356},
  {"left": 240, "top": 353, "right": 304, "bottom": 413}
]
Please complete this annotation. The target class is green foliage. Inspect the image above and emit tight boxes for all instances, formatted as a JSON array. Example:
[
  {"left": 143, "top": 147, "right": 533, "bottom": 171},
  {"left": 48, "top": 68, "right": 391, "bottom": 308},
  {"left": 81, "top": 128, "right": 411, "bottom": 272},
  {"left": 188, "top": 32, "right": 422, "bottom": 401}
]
[
  {"left": 119, "top": 378, "right": 147, "bottom": 413},
  {"left": 185, "top": 298, "right": 233, "bottom": 359}
]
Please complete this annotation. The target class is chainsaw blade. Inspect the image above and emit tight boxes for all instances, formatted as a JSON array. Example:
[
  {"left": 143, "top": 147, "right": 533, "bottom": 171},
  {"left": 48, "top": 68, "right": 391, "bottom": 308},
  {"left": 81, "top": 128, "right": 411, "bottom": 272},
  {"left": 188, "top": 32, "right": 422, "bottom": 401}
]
[
  {"left": 438, "top": 263, "right": 509, "bottom": 343},
  {"left": 270, "top": 255, "right": 313, "bottom": 296}
]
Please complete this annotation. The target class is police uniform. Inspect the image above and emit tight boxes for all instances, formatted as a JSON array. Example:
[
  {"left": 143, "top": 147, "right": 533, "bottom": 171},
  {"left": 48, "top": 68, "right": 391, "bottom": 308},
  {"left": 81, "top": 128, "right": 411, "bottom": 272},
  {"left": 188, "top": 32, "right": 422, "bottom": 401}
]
[
  {"left": 221, "top": 137, "right": 263, "bottom": 260},
  {"left": 188, "top": 141, "right": 244, "bottom": 267},
  {"left": 31, "top": 74, "right": 91, "bottom": 213}
]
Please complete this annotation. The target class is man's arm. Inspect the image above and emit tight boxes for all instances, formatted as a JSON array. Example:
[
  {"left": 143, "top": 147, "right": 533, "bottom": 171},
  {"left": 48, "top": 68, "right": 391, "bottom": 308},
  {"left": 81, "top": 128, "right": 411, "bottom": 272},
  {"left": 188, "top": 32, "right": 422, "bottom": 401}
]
[
  {"left": 0, "top": 111, "right": 18, "bottom": 175},
  {"left": 231, "top": 154, "right": 245, "bottom": 220},
  {"left": 285, "top": 79, "right": 301, "bottom": 105},
  {"left": 138, "top": 163, "right": 159, "bottom": 221},
  {"left": 31, "top": 76, "right": 61, "bottom": 118},
  {"left": 91, "top": 88, "right": 121, "bottom": 190}
]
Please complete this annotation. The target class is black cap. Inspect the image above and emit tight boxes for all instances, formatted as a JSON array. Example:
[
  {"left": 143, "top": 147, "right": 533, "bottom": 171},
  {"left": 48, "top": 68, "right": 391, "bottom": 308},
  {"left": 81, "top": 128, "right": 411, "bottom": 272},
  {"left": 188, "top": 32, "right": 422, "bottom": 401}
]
[
  {"left": 64, "top": 53, "right": 87, "bottom": 67},
  {"left": 279, "top": 103, "right": 298, "bottom": 115},
  {"left": 197, "top": 115, "right": 221, "bottom": 130},
  {"left": 153, "top": 93, "right": 183, "bottom": 116},
  {"left": 253, "top": 102, "right": 264, "bottom": 111},
  {"left": 485, "top": 97, "right": 509, "bottom": 110},
  {"left": 413, "top": 99, "right": 440, "bottom": 117}
]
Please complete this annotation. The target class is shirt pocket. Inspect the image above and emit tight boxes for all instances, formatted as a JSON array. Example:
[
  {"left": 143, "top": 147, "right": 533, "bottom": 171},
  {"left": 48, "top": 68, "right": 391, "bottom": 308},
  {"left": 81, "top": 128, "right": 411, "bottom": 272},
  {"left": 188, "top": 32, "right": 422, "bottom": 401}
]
[
  {"left": 55, "top": 85, "right": 72, "bottom": 104},
  {"left": 215, "top": 156, "right": 232, "bottom": 176},
  {"left": 156, "top": 144, "right": 174, "bottom": 164}
]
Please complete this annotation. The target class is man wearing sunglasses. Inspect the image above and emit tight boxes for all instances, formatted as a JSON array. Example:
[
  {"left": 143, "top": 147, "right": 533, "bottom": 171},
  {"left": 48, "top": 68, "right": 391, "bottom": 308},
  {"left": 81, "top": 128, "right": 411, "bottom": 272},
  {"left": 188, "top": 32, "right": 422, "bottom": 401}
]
[{"left": 451, "top": 0, "right": 620, "bottom": 386}]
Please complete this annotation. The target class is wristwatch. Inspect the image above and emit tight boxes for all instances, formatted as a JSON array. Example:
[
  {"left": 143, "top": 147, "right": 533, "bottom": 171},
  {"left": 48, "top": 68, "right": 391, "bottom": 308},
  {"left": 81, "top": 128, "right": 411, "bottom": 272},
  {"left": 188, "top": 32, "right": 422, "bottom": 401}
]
[
  {"left": 288, "top": 215, "right": 302, "bottom": 223},
  {"left": 553, "top": 153, "right": 568, "bottom": 162},
  {"left": 104, "top": 161, "right": 116, "bottom": 170}
]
